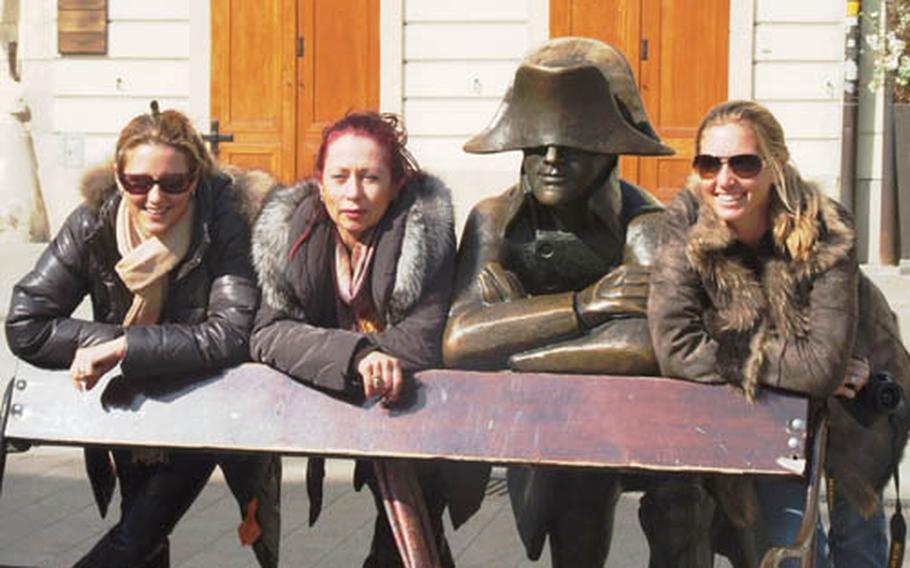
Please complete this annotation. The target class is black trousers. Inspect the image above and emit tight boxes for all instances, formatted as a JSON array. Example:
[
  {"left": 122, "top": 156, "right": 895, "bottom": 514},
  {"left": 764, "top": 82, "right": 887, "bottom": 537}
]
[
  {"left": 73, "top": 450, "right": 216, "bottom": 568},
  {"left": 508, "top": 467, "right": 622, "bottom": 568}
]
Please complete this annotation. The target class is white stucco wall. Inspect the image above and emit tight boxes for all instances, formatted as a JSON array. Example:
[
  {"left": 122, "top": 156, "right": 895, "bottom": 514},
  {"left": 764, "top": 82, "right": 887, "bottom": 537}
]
[
  {"left": 752, "top": 0, "right": 845, "bottom": 197},
  {"left": 747, "top": 0, "right": 886, "bottom": 265},
  {"left": 392, "top": 0, "right": 548, "bottom": 227},
  {"left": 13, "top": 0, "right": 884, "bottom": 255},
  {"left": 395, "top": 0, "right": 859, "bottom": 232},
  {"left": 17, "top": 0, "right": 208, "bottom": 234}
]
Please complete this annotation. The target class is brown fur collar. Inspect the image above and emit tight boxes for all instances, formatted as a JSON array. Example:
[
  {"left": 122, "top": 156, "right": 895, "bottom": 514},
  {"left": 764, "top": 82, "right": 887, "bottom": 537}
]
[
  {"left": 77, "top": 163, "right": 276, "bottom": 226},
  {"left": 679, "top": 183, "right": 854, "bottom": 398}
]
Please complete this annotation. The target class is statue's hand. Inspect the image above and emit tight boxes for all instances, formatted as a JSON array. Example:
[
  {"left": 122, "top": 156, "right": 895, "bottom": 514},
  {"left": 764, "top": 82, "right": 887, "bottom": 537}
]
[
  {"left": 478, "top": 262, "right": 527, "bottom": 303},
  {"left": 574, "top": 264, "right": 650, "bottom": 329}
]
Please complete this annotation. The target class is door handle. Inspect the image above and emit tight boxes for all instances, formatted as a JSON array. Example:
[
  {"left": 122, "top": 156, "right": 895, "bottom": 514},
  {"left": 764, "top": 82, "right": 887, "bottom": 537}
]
[{"left": 201, "top": 119, "right": 234, "bottom": 156}]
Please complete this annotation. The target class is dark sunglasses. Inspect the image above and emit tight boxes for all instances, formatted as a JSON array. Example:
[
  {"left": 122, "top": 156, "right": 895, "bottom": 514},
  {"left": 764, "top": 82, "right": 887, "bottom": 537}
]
[
  {"left": 117, "top": 171, "right": 195, "bottom": 195},
  {"left": 692, "top": 154, "right": 764, "bottom": 180}
]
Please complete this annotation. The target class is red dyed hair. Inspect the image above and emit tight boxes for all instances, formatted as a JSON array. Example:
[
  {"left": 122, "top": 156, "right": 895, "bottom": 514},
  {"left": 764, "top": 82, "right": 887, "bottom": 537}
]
[{"left": 314, "top": 111, "right": 419, "bottom": 186}]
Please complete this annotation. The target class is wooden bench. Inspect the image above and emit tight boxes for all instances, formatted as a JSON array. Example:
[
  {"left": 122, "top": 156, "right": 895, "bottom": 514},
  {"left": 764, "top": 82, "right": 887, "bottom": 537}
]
[{"left": 1, "top": 361, "right": 825, "bottom": 567}]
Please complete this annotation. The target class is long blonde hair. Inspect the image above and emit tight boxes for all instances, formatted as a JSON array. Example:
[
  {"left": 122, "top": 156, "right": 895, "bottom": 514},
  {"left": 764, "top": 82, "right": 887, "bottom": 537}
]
[{"left": 695, "top": 100, "right": 822, "bottom": 260}]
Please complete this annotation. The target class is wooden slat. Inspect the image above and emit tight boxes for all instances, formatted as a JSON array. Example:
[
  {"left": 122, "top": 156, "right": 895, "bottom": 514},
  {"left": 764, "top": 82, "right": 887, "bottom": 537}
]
[
  {"left": 58, "top": 32, "right": 106, "bottom": 54},
  {"left": 58, "top": 10, "right": 106, "bottom": 33},
  {"left": 58, "top": 0, "right": 107, "bottom": 55},
  {"left": 4, "top": 362, "right": 810, "bottom": 476},
  {"left": 59, "top": 0, "right": 105, "bottom": 9}
]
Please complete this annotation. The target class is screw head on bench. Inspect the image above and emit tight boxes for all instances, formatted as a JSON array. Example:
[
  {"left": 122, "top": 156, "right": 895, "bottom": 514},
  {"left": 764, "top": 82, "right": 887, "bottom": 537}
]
[
  {"left": 15, "top": 379, "right": 26, "bottom": 390},
  {"left": 787, "top": 418, "right": 805, "bottom": 433},
  {"left": 787, "top": 436, "right": 800, "bottom": 449},
  {"left": 10, "top": 403, "right": 23, "bottom": 416}
]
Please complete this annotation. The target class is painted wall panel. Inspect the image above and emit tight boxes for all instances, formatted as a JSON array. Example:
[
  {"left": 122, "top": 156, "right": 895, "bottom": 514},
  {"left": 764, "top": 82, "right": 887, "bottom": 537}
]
[
  {"left": 53, "top": 97, "right": 189, "bottom": 134},
  {"left": 108, "top": 0, "right": 190, "bottom": 20},
  {"left": 18, "top": 0, "right": 56, "bottom": 60},
  {"left": 405, "top": 98, "right": 505, "bottom": 136},
  {"left": 404, "top": 60, "right": 517, "bottom": 98},
  {"left": 755, "top": 0, "right": 840, "bottom": 22},
  {"left": 754, "top": 62, "right": 841, "bottom": 100},
  {"left": 786, "top": 138, "right": 841, "bottom": 185},
  {"left": 108, "top": 22, "right": 190, "bottom": 58},
  {"left": 404, "top": 22, "right": 529, "bottom": 60},
  {"left": 762, "top": 101, "right": 842, "bottom": 138},
  {"left": 754, "top": 23, "right": 842, "bottom": 61},
  {"left": 53, "top": 60, "right": 190, "bottom": 96},
  {"left": 408, "top": 136, "right": 521, "bottom": 171},
  {"left": 405, "top": 0, "right": 528, "bottom": 21},
  {"left": 80, "top": 133, "right": 120, "bottom": 166}
]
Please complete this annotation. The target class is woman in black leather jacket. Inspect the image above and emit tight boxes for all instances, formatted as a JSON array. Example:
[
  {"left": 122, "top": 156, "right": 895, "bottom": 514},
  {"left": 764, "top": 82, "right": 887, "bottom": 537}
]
[{"left": 5, "top": 103, "right": 279, "bottom": 568}]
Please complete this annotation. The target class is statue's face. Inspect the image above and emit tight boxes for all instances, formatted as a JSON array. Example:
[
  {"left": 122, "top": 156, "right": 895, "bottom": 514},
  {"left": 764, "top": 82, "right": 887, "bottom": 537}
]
[{"left": 523, "top": 145, "right": 614, "bottom": 206}]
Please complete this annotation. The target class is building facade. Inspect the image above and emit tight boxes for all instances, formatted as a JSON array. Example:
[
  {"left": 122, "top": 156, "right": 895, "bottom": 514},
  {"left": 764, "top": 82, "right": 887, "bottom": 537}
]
[{"left": 2, "top": 0, "right": 893, "bottom": 269}]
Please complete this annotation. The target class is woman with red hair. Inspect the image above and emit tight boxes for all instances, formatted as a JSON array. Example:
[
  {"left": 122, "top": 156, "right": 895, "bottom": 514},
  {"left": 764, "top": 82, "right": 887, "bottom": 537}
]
[{"left": 251, "top": 112, "right": 457, "bottom": 567}]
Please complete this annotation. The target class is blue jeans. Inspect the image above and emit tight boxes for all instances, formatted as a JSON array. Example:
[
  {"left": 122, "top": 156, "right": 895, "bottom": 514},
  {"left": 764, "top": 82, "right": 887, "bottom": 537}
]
[
  {"left": 755, "top": 477, "right": 827, "bottom": 567},
  {"left": 827, "top": 484, "right": 887, "bottom": 568}
]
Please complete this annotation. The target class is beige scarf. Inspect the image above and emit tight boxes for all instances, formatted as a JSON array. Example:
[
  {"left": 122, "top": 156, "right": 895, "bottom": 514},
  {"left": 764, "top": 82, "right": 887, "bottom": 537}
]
[
  {"left": 115, "top": 196, "right": 195, "bottom": 326},
  {"left": 115, "top": 195, "right": 195, "bottom": 465}
]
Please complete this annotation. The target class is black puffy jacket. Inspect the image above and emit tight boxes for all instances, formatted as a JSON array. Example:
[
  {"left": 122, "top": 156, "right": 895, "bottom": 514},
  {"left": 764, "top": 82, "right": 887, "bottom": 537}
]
[
  {"left": 5, "top": 164, "right": 284, "bottom": 568},
  {"left": 6, "top": 165, "right": 266, "bottom": 380}
]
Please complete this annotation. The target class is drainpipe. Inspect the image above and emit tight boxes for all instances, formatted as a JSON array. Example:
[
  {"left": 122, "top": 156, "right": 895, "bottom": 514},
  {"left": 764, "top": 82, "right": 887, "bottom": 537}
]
[
  {"left": 839, "top": 0, "right": 862, "bottom": 214},
  {"left": 881, "top": 74, "right": 899, "bottom": 265}
]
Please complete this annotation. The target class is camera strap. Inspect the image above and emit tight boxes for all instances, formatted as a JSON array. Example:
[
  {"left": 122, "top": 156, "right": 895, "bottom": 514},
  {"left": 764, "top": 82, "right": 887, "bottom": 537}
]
[{"left": 888, "top": 413, "right": 905, "bottom": 568}]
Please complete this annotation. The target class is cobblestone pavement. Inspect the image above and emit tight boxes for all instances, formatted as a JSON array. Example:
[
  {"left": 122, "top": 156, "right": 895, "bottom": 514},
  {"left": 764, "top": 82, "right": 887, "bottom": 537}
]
[
  {"left": 4, "top": 442, "right": 910, "bottom": 567},
  {"left": 0, "top": 447, "right": 661, "bottom": 568}
]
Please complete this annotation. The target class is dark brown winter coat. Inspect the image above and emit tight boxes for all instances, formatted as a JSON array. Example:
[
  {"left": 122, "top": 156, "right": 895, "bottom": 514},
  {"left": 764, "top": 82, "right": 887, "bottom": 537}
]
[
  {"left": 649, "top": 186, "right": 910, "bottom": 516},
  {"left": 250, "top": 173, "right": 455, "bottom": 394},
  {"left": 249, "top": 173, "right": 488, "bottom": 529}
]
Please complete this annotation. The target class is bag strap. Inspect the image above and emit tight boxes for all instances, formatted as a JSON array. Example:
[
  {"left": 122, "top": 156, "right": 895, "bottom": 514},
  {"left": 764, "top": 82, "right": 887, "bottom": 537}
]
[{"left": 888, "top": 413, "right": 905, "bottom": 568}]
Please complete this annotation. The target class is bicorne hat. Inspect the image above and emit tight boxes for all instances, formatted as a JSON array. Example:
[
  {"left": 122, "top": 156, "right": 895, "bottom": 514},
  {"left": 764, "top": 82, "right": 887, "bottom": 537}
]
[{"left": 464, "top": 37, "right": 673, "bottom": 156}]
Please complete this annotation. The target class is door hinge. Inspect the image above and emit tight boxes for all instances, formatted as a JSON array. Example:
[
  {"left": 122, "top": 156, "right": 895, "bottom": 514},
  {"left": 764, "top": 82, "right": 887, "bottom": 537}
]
[
  {"left": 297, "top": 36, "right": 304, "bottom": 58},
  {"left": 641, "top": 38, "right": 649, "bottom": 61}
]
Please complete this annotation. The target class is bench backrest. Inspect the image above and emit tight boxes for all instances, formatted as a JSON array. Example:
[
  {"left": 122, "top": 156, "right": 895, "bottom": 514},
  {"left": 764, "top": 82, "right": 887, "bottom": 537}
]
[{"left": 3, "top": 362, "right": 810, "bottom": 476}]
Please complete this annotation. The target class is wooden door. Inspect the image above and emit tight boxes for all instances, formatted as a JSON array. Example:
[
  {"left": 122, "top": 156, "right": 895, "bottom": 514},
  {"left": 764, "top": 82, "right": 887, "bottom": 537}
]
[
  {"left": 211, "top": 0, "right": 297, "bottom": 182},
  {"left": 211, "top": 0, "right": 379, "bottom": 184},
  {"left": 551, "top": 0, "right": 729, "bottom": 202},
  {"left": 297, "top": 0, "right": 379, "bottom": 176}
]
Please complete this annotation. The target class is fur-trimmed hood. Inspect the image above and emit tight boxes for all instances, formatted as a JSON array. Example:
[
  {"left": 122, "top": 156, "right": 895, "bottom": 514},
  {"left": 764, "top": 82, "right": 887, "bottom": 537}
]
[
  {"left": 676, "top": 184, "right": 854, "bottom": 399},
  {"left": 651, "top": 184, "right": 910, "bottom": 517},
  {"left": 684, "top": 183, "right": 853, "bottom": 335},
  {"left": 77, "top": 162, "right": 277, "bottom": 227},
  {"left": 252, "top": 172, "right": 455, "bottom": 324}
]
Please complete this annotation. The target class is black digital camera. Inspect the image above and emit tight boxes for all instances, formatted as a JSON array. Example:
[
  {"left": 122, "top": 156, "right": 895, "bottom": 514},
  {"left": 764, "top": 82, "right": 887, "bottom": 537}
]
[{"left": 840, "top": 371, "right": 904, "bottom": 427}]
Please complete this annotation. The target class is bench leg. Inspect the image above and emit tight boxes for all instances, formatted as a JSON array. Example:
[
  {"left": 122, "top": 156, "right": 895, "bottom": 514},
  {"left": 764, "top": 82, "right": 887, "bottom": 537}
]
[{"left": 759, "top": 418, "right": 828, "bottom": 568}]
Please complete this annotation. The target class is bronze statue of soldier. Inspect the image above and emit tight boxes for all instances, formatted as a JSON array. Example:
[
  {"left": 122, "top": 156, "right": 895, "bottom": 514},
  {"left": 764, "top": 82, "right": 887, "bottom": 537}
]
[{"left": 443, "top": 37, "right": 716, "bottom": 568}]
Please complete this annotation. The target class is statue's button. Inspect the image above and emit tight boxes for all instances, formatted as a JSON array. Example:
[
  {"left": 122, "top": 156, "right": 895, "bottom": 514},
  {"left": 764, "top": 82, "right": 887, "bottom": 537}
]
[{"left": 537, "top": 243, "right": 555, "bottom": 259}]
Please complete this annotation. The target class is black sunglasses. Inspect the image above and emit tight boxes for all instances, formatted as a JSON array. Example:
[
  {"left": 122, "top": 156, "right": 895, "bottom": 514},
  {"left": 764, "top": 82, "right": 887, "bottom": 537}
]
[
  {"left": 692, "top": 154, "right": 764, "bottom": 180},
  {"left": 117, "top": 171, "right": 195, "bottom": 195}
]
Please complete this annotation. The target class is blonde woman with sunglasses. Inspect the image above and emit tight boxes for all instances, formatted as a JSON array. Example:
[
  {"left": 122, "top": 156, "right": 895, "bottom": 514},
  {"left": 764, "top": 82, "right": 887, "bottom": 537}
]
[
  {"left": 647, "top": 100, "right": 910, "bottom": 567},
  {"left": 5, "top": 102, "right": 280, "bottom": 568}
]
